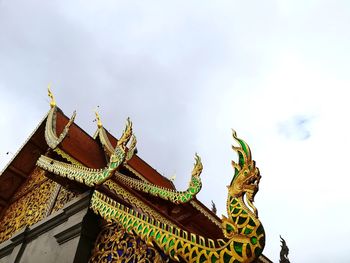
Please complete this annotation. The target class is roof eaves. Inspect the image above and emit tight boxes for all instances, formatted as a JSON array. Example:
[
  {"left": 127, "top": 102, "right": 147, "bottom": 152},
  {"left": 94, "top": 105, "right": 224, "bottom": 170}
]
[{"left": 0, "top": 110, "right": 49, "bottom": 177}]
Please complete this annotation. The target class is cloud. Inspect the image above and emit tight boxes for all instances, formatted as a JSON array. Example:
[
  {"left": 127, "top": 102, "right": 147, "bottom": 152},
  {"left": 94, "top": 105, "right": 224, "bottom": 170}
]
[{"left": 278, "top": 115, "right": 313, "bottom": 140}]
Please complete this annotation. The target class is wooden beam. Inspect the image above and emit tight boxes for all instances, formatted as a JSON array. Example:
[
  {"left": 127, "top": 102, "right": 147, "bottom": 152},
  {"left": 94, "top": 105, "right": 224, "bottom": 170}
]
[
  {"left": 29, "top": 139, "right": 47, "bottom": 152},
  {"left": 8, "top": 165, "right": 27, "bottom": 179}
]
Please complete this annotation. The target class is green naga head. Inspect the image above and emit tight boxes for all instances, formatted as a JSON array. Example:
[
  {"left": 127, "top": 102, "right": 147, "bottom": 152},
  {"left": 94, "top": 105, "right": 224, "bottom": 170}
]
[
  {"left": 189, "top": 153, "right": 203, "bottom": 188},
  {"left": 108, "top": 118, "right": 133, "bottom": 171},
  {"left": 229, "top": 130, "right": 261, "bottom": 216},
  {"left": 95, "top": 110, "right": 137, "bottom": 163},
  {"left": 222, "top": 130, "right": 263, "bottom": 240}
]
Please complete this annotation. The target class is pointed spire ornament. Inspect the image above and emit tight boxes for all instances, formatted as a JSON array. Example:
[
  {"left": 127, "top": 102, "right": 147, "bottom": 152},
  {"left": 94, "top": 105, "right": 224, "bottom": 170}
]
[
  {"left": 279, "top": 235, "right": 290, "bottom": 263},
  {"left": 94, "top": 109, "right": 103, "bottom": 129},
  {"left": 47, "top": 83, "right": 56, "bottom": 108},
  {"left": 211, "top": 200, "right": 217, "bottom": 215}
]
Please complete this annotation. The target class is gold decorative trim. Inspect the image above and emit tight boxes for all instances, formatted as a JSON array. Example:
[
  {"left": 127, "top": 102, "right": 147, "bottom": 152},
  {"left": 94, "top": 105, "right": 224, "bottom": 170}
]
[
  {"left": 104, "top": 180, "right": 176, "bottom": 228},
  {"left": 53, "top": 148, "right": 83, "bottom": 166},
  {"left": 115, "top": 154, "right": 202, "bottom": 204},
  {"left": 189, "top": 200, "right": 221, "bottom": 228},
  {"left": 45, "top": 105, "right": 76, "bottom": 150}
]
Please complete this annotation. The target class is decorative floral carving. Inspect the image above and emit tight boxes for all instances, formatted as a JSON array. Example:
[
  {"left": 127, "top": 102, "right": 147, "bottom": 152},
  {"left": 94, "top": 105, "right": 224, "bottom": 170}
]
[
  {"left": 0, "top": 179, "right": 56, "bottom": 243},
  {"left": 51, "top": 186, "right": 80, "bottom": 213},
  {"left": 89, "top": 221, "right": 171, "bottom": 263},
  {"left": 13, "top": 167, "right": 47, "bottom": 200}
]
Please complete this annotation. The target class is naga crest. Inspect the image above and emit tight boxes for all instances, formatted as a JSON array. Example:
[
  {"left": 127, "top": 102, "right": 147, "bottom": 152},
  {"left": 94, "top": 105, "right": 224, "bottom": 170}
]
[
  {"left": 117, "top": 117, "right": 133, "bottom": 148},
  {"left": 191, "top": 153, "right": 203, "bottom": 178},
  {"left": 228, "top": 130, "right": 261, "bottom": 217},
  {"left": 94, "top": 110, "right": 136, "bottom": 163},
  {"left": 109, "top": 117, "right": 133, "bottom": 165}
]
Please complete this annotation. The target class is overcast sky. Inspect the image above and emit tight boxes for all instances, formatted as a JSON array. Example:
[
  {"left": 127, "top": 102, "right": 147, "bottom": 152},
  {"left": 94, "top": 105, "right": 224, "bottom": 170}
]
[{"left": 1, "top": 1, "right": 350, "bottom": 261}]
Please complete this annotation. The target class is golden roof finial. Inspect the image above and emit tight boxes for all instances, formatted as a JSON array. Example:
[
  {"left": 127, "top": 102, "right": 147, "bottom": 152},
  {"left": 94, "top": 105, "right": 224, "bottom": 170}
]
[
  {"left": 47, "top": 83, "right": 56, "bottom": 108},
  {"left": 95, "top": 109, "right": 103, "bottom": 128}
]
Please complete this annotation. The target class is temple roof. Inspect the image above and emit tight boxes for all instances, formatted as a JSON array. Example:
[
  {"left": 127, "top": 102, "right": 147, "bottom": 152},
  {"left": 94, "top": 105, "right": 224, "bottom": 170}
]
[
  {"left": 0, "top": 114, "right": 48, "bottom": 218},
  {"left": 0, "top": 99, "right": 272, "bottom": 262},
  {"left": 0, "top": 106, "right": 222, "bottom": 238}
]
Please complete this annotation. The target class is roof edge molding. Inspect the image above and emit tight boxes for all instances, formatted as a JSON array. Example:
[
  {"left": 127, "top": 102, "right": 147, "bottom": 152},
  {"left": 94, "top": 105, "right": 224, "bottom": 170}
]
[{"left": 115, "top": 154, "right": 202, "bottom": 204}]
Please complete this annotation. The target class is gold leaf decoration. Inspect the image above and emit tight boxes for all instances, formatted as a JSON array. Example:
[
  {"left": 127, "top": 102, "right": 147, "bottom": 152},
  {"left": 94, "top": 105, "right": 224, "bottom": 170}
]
[
  {"left": 0, "top": 174, "right": 56, "bottom": 243},
  {"left": 89, "top": 221, "right": 171, "bottom": 263}
]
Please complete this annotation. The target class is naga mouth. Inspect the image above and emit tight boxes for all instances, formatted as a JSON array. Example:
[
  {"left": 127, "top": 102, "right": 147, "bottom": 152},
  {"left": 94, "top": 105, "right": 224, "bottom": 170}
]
[
  {"left": 245, "top": 174, "right": 261, "bottom": 195},
  {"left": 247, "top": 176, "right": 259, "bottom": 186}
]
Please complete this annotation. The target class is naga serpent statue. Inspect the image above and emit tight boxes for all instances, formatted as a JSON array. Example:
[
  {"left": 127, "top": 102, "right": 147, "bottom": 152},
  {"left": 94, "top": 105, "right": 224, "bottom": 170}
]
[
  {"left": 37, "top": 88, "right": 265, "bottom": 262},
  {"left": 90, "top": 130, "right": 265, "bottom": 262}
]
